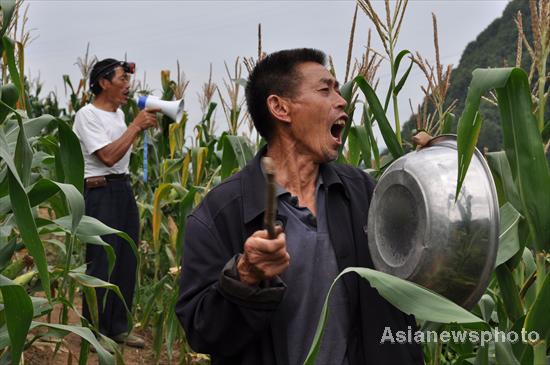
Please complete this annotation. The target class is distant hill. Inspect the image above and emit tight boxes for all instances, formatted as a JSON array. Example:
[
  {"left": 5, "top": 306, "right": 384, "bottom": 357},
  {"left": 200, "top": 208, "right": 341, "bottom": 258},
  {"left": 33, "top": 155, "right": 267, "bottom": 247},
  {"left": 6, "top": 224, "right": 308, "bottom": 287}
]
[{"left": 402, "top": 0, "right": 548, "bottom": 152}]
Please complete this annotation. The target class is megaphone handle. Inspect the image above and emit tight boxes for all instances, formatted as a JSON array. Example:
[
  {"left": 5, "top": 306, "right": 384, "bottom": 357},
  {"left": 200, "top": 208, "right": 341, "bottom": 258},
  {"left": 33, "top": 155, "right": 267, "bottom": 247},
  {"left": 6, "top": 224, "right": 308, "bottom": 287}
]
[{"left": 143, "top": 132, "right": 148, "bottom": 183}]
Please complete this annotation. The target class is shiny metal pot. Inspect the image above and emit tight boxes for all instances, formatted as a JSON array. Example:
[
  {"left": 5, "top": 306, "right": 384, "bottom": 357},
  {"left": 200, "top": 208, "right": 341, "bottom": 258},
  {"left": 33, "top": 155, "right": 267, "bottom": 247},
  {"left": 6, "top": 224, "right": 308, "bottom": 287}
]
[{"left": 367, "top": 135, "right": 499, "bottom": 309}]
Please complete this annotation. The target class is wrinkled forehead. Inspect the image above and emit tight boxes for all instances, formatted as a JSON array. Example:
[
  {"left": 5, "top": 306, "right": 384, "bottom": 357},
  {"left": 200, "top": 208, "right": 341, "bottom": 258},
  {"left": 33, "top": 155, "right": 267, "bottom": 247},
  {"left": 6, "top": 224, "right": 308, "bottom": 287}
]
[{"left": 295, "top": 62, "right": 339, "bottom": 88}]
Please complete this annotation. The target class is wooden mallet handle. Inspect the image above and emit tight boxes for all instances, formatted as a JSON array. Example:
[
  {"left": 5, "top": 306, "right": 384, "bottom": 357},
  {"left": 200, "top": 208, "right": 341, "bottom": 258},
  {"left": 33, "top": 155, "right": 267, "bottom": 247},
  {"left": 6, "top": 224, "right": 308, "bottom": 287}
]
[{"left": 262, "top": 157, "right": 277, "bottom": 239}]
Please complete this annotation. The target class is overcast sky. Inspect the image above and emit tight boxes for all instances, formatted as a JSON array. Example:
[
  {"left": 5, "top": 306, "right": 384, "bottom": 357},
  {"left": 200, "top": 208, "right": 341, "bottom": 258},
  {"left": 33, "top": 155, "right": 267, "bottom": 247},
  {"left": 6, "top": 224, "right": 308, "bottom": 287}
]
[{"left": 25, "top": 0, "right": 510, "bottom": 142}]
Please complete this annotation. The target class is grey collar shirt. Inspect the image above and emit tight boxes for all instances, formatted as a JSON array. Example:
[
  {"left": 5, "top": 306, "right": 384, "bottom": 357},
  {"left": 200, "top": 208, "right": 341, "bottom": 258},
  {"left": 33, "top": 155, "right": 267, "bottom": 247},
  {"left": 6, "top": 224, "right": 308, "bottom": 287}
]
[{"left": 270, "top": 175, "right": 350, "bottom": 365}]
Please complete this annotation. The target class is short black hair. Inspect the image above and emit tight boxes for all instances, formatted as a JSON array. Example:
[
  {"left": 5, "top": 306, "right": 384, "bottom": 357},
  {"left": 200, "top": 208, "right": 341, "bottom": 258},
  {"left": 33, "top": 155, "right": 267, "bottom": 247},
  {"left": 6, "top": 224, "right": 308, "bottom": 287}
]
[
  {"left": 90, "top": 58, "right": 120, "bottom": 95},
  {"left": 245, "top": 48, "right": 326, "bottom": 141}
]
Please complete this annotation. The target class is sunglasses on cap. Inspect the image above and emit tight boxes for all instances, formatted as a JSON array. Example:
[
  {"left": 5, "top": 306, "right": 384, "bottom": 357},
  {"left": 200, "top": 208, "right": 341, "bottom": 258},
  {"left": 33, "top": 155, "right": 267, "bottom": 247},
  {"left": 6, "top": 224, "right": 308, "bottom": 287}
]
[{"left": 91, "top": 60, "right": 135, "bottom": 87}]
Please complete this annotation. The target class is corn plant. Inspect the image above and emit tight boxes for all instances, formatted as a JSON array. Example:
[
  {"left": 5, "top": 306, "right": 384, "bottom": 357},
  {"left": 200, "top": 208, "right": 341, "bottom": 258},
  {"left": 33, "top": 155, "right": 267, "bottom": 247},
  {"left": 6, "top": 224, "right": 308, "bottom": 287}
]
[{"left": 0, "top": 2, "right": 143, "bottom": 363}]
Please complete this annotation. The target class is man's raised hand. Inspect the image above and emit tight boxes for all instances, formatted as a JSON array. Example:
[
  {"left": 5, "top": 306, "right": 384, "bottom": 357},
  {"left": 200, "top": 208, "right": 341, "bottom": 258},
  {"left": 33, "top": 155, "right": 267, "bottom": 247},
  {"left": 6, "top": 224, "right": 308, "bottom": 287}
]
[{"left": 237, "top": 225, "right": 289, "bottom": 286}]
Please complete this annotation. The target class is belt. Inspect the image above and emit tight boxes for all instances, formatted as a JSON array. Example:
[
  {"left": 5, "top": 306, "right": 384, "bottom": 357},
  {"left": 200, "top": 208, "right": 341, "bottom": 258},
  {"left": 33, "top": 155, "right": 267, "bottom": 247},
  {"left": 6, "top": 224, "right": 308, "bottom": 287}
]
[
  {"left": 85, "top": 174, "right": 129, "bottom": 189},
  {"left": 104, "top": 173, "right": 129, "bottom": 181}
]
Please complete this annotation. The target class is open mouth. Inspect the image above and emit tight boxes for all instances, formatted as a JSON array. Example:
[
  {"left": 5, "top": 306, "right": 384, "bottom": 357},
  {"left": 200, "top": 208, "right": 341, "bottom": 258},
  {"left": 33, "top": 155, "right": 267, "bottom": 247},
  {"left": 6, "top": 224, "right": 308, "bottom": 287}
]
[{"left": 330, "top": 118, "right": 346, "bottom": 143}]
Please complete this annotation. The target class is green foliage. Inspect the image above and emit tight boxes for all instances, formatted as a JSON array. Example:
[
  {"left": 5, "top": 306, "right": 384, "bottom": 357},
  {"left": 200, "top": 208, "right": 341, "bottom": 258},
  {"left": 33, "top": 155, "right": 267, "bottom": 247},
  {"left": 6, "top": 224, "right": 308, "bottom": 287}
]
[
  {"left": 0, "top": 0, "right": 547, "bottom": 364},
  {"left": 403, "top": 0, "right": 550, "bottom": 151}
]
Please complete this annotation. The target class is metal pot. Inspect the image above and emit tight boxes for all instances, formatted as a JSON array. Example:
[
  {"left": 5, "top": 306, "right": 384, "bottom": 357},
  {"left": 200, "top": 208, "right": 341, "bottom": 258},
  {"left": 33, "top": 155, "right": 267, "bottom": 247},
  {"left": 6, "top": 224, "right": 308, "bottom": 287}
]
[{"left": 367, "top": 135, "right": 499, "bottom": 309}]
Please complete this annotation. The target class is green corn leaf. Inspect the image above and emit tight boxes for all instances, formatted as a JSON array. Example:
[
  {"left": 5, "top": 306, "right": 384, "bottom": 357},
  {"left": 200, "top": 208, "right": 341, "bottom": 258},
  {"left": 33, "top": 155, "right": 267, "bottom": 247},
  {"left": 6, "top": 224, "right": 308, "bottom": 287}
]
[
  {"left": 152, "top": 183, "right": 188, "bottom": 255},
  {"left": 35, "top": 181, "right": 84, "bottom": 234},
  {"left": 304, "top": 267, "right": 485, "bottom": 365},
  {"left": 29, "top": 322, "right": 115, "bottom": 365},
  {"left": 226, "top": 135, "right": 253, "bottom": 168},
  {"left": 495, "top": 203, "right": 521, "bottom": 267},
  {"left": 485, "top": 151, "right": 527, "bottom": 269},
  {"left": 473, "top": 344, "right": 489, "bottom": 365},
  {"left": 523, "top": 254, "right": 539, "bottom": 311},
  {"left": 383, "top": 49, "right": 412, "bottom": 111},
  {"left": 153, "top": 311, "right": 164, "bottom": 360},
  {"left": 354, "top": 76, "right": 403, "bottom": 160},
  {"left": 456, "top": 68, "right": 512, "bottom": 198},
  {"left": 456, "top": 68, "right": 550, "bottom": 251},
  {"left": 191, "top": 146, "right": 208, "bottom": 185},
  {"left": 347, "top": 126, "right": 361, "bottom": 166},
  {"left": 54, "top": 215, "right": 137, "bottom": 263},
  {"left": 522, "top": 248, "right": 536, "bottom": 280},
  {"left": 14, "top": 117, "right": 33, "bottom": 187},
  {"left": 0, "top": 275, "right": 32, "bottom": 365},
  {"left": 0, "top": 84, "right": 18, "bottom": 124},
  {"left": 7, "top": 170, "right": 50, "bottom": 300},
  {"left": 362, "top": 106, "right": 380, "bottom": 170},
  {"left": 176, "top": 187, "right": 197, "bottom": 256},
  {"left": 2, "top": 36, "right": 24, "bottom": 107},
  {"left": 31, "top": 150, "right": 54, "bottom": 169},
  {"left": 524, "top": 269, "right": 550, "bottom": 344},
  {"left": 541, "top": 120, "right": 550, "bottom": 142},
  {"left": 494, "top": 70, "right": 550, "bottom": 252},
  {"left": 68, "top": 271, "right": 132, "bottom": 329},
  {"left": 81, "top": 285, "right": 98, "bottom": 328},
  {"left": 140, "top": 275, "right": 170, "bottom": 327},
  {"left": 440, "top": 112, "right": 455, "bottom": 135},
  {"left": 0, "top": 238, "right": 15, "bottom": 272},
  {"left": 53, "top": 145, "right": 66, "bottom": 187},
  {"left": 349, "top": 124, "right": 372, "bottom": 168},
  {"left": 78, "top": 339, "right": 90, "bottom": 365},
  {"left": 393, "top": 52, "right": 413, "bottom": 97},
  {"left": 355, "top": 124, "right": 372, "bottom": 168},
  {"left": 494, "top": 340, "right": 520, "bottom": 365},
  {"left": 340, "top": 80, "right": 354, "bottom": 106},
  {"left": 0, "top": 179, "right": 84, "bottom": 230},
  {"left": 57, "top": 119, "right": 84, "bottom": 193},
  {"left": 2, "top": 178, "right": 83, "bottom": 235},
  {"left": 205, "top": 101, "right": 217, "bottom": 123},
  {"left": 485, "top": 151, "right": 521, "bottom": 210},
  {"left": 0, "top": 1, "right": 16, "bottom": 37},
  {"left": 338, "top": 118, "right": 354, "bottom": 161},
  {"left": 221, "top": 135, "right": 254, "bottom": 180},
  {"left": 0, "top": 127, "right": 51, "bottom": 301},
  {"left": 495, "top": 265, "right": 523, "bottom": 323},
  {"left": 0, "top": 138, "right": 18, "bottom": 188},
  {"left": 164, "top": 288, "right": 179, "bottom": 360},
  {"left": 477, "top": 294, "right": 495, "bottom": 323},
  {"left": 77, "top": 235, "right": 115, "bottom": 277},
  {"left": 510, "top": 315, "right": 533, "bottom": 364}
]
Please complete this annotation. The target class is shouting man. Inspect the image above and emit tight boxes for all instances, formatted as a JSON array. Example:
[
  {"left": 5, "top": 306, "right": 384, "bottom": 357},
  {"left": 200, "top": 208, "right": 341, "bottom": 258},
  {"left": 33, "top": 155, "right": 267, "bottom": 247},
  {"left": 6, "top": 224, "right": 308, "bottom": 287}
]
[{"left": 176, "top": 49, "right": 423, "bottom": 364}]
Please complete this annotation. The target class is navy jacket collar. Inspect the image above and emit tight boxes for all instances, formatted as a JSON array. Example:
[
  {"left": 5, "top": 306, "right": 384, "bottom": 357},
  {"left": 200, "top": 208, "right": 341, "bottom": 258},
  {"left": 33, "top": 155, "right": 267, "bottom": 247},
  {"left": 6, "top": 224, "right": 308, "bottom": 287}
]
[{"left": 241, "top": 145, "right": 348, "bottom": 224}]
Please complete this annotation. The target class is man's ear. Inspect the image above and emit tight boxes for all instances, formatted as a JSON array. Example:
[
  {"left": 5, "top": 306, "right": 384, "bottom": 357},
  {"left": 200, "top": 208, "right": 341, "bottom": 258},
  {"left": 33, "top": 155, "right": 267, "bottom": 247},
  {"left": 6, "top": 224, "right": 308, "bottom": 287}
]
[
  {"left": 266, "top": 95, "right": 291, "bottom": 124},
  {"left": 98, "top": 78, "right": 110, "bottom": 92}
]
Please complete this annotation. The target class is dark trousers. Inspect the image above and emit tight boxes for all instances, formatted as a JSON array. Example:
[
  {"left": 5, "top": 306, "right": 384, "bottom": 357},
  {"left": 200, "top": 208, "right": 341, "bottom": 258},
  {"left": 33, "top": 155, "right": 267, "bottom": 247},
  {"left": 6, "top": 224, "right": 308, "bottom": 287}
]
[{"left": 82, "top": 178, "right": 140, "bottom": 337}]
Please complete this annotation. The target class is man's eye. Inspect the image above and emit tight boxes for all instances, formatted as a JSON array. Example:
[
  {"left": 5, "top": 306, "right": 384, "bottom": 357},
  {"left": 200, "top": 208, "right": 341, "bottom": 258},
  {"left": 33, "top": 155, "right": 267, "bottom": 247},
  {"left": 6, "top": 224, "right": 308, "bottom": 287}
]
[{"left": 319, "top": 88, "right": 329, "bottom": 92}]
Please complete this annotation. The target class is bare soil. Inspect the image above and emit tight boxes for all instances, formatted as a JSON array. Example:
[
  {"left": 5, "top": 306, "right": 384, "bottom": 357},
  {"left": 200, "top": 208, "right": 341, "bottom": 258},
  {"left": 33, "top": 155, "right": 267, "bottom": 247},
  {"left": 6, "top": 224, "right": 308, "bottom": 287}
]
[{"left": 22, "top": 296, "right": 193, "bottom": 365}]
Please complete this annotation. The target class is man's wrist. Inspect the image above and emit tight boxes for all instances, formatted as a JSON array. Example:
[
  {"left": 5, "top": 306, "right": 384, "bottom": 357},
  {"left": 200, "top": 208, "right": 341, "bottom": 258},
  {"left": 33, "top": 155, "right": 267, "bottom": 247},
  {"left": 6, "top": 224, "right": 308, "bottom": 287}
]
[{"left": 129, "top": 123, "right": 142, "bottom": 133}]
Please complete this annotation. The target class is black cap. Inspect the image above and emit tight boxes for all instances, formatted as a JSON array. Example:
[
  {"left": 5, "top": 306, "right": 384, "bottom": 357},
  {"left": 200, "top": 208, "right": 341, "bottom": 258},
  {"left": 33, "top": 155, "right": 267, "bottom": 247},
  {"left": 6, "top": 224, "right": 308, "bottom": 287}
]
[{"left": 90, "top": 58, "right": 136, "bottom": 94}]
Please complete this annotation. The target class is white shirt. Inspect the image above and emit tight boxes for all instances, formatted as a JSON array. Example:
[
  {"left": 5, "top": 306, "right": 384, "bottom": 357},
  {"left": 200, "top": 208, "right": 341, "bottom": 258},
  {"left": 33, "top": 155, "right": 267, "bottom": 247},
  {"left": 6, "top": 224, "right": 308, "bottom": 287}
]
[{"left": 73, "top": 104, "right": 131, "bottom": 178}]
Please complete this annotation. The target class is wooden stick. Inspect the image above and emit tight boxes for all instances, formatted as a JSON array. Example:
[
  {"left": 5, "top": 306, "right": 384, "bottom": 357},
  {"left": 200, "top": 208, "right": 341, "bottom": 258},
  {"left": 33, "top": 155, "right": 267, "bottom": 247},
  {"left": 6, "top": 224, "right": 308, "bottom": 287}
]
[{"left": 262, "top": 157, "right": 277, "bottom": 239}]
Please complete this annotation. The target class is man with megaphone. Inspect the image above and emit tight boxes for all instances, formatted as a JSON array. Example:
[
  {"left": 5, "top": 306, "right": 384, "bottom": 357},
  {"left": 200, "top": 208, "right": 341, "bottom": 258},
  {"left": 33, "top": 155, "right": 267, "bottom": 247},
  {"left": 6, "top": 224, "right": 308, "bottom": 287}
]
[{"left": 73, "top": 58, "right": 159, "bottom": 350}]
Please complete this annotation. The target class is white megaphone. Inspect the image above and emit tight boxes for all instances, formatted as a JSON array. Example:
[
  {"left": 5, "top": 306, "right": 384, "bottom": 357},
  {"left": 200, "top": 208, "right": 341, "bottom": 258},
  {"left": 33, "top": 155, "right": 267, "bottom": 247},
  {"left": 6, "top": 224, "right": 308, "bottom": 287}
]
[{"left": 136, "top": 95, "right": 185, "bottom": 123}]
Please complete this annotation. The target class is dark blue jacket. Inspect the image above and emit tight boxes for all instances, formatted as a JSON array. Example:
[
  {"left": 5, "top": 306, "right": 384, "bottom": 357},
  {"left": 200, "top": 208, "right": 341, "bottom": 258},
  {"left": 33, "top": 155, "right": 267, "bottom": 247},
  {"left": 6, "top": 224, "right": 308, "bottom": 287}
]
[{"left": 176, "top": 148, "right": 423, "bottom": 364}]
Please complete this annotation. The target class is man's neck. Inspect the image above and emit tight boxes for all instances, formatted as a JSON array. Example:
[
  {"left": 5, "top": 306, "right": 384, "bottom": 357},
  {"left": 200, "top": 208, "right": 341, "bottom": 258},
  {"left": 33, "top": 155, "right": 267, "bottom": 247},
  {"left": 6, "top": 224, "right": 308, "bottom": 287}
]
[
  {"left": 93, "top": 94, "right": 119, "bottom": 112},
  {"left": 266, "top": 136, "right": 320, "bottom": 214}
]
